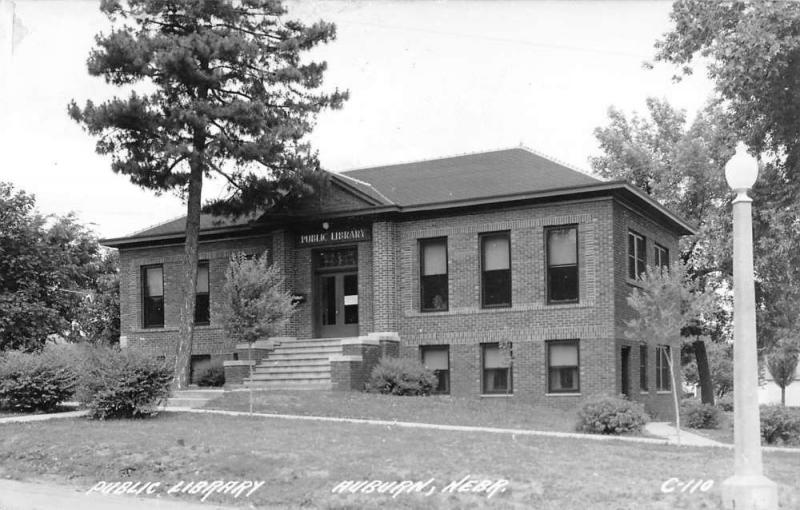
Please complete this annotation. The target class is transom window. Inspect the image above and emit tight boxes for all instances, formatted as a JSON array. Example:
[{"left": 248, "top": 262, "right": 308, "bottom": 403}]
[
  {"left": 315, "top": 248, "right": 357, "bottom": 269},
  {"left": 194, "top": 261, "right": 210, "bottom": 325},
  {"left": 547, "top": 340, "right": 580, "bottom": 393},
  {"left": 482, "top": 343, "right": 512, "bottom": 394},
  {"left": 628, "top": 231, "right": 646, "bottom": 279},
  {"left": 142, "top": 265, "right": 164, "bottom": 328},
  {"left": 546, "top": 226, "right": 578, "bottom": 303},
  {"left": 420, "top": 238, "right": 448, "bottom": 312},
  {"left": 480, "top": 232, "right": 511, "bottom": 308},
  {"left": 421, "top": 345, "right": 450, "bottom": 394}
]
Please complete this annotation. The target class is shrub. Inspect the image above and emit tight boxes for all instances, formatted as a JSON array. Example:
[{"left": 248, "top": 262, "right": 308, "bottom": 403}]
[
  {"left": 76, "top": 346, "right": 172, "bottom": 419},
  {"left": 576, "top": 394, "right": 649, "bottom": 435},
  {"left": 716, "top": 394, "right": 733, "bottom": 412},
  {"left": 681, "top": 399, "right": 721, "bottom": 429},
  {"left": 760, "top": 405, "right": 800, "bottom": 445},
  {"left": 197, "top": 365, "right": 225, "bottom": 387},
  {"left": 366, "top": 357, "right": 437, "bottom": 396},
  {"left": 0, "top": 348, "right": 77, "bottom": 412}
]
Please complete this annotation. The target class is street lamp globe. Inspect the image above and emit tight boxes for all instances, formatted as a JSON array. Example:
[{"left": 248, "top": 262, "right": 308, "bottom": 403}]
[{"left": 725, "top": 143, "right": 759, "bottom": 191}]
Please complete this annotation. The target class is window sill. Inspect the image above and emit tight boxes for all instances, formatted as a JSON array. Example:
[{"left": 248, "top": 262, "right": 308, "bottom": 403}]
[
  {"left": 640, "top": 390, "right": 650, "bottom": 394},
  {"left": 480, "top": 393, "right": 513, "bottom": 398},
  {"left": 545, "top": 393, "right": 581, "bottom": 397},
  {"left": 656, "top": 391, "right": 672, "bottom": 395}
]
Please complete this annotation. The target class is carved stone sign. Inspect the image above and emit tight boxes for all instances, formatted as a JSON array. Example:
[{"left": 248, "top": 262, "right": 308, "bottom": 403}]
[{"left": 296, "top": 227, "right": 371, "bottom": 247}]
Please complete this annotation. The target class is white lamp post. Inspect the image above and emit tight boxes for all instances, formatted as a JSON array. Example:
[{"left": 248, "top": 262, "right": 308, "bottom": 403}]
[{"left": 720, "top": 143, "right": 777, "bottom": 510}]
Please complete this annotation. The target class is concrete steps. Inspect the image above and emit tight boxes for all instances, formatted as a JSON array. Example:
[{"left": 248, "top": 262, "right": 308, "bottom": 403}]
[{"left": 243, "top": 337, "right": 345, "bottom": 389}]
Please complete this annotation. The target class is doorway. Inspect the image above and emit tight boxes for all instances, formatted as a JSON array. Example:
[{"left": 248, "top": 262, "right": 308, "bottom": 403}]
[
  {"left": 314, "top": 247, "right": 359, "bottom": 338},
  {"left": 621, "top": 346, "right": 631, "bottom": 397}
]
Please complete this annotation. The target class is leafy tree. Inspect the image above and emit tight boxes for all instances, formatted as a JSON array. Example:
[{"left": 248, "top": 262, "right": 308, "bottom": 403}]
[
  {"left": 591, "top": 98, "right": 732, "bottom": 403},
  {"left": 625, "top": 261, "right": 716, "bottom": 427},
  {"left": 0, "top": 182, "right": 118, "bottom": 350},
  {"left": 69, "top": 0, "right": 347, "bottom": 387},
  {"left": 654, "top": 0, "right": 800, "bottom": 350},
  {"left": 767, "top": 337, "right": 800, "bottom": 406},
  {"left": 683, "top": 340, "right": 733, "bottom": 398},
  {"left": 218, "top": 251, "right": 295, "bottom": 345}
]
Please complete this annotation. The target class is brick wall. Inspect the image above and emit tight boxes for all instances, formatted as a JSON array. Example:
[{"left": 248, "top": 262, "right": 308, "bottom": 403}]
[{"left": 119, "top": 235, "right": 272, "bottom": 365}]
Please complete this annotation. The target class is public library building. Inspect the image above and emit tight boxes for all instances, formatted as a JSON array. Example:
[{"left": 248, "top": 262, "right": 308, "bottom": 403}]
[{"left": 103, "top": 148, "right": 694, "bottom": 417}]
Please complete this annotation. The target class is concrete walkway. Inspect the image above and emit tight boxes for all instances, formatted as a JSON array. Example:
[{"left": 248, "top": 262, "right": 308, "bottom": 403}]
[
  {"left": 644, "top": 422, "right": 727, "bottom": 447},
  {"left": 0, "top": 410, "right": 89, "bottom": 424},
  {"left": 0, "top": 479, "right": 238, "bottom": 510}
]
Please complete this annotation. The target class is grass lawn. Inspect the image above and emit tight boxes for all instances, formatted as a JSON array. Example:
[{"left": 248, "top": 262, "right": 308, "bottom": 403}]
[
  {"left": 0, "top": 412, "right": 799, "bottom": 509},
  {"left": 204, "top": 390, "right": 585, "bottom": 433}
]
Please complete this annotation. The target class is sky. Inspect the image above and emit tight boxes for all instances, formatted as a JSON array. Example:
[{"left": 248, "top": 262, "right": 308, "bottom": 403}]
[{"left": 0, "top": 0, "right": 714, "bottom": 239}]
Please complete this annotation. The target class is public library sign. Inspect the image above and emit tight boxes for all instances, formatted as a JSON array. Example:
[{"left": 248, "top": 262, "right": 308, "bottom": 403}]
[{"left": 296, "top": 226, "right": 371, "bottom": 247}]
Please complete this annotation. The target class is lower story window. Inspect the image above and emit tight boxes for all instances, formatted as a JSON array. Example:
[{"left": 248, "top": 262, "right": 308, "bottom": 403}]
[
  {"left": 421, "top": 345, "right": 450, "bottom": 394},
  {"left": 547, "top": 340, "right": 580, "bottom": 393},
  {"left": 656, "top": 345, "right": 672, "bottom": 391},
  {"left": 482, "top": 343, "right": 512, "bottom": 394}
]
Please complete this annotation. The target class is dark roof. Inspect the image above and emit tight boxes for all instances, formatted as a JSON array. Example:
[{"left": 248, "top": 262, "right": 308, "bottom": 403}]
[
  {"left": 340, "top": 147, "right": 600, "bottom": 206},
  {"left": 102, "top": 147, "right": 694, "bottom": 247}
]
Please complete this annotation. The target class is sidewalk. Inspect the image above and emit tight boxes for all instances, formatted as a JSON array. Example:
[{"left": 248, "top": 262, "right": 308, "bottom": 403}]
[
  {"left": 0, "top": 479, "right": 238, "bottom": 510},
  {"left": 644, "top": 422, "right": 727, "bottom": 447}
]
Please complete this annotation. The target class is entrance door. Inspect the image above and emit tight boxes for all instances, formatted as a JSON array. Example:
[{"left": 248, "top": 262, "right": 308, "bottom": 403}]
[
  {"left": 314, "top": 248, "right": 359, "bottom": 338},
  {"left": 621, "top": 346, "right": 631, "bottom": 397}
]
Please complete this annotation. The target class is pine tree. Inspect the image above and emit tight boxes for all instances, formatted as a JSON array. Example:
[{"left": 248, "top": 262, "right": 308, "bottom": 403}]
[{"left": 69, "top": 0, "right": 347, "bottom": 387}]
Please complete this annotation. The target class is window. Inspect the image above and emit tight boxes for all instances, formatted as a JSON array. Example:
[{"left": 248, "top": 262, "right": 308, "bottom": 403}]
[
  {"left": 639, "top": 345, "right": 648, "bottom": 391},
  {"left": 656, "top": 345, "right": 672, "bottom": 391},
  {"left": 481, "top": 232, "right": 511, "bottom": 307},
  {"left": 547, "top": 226, "right": 578, "bottom": 303},
  {"left": 654, "top": 244, "right": 669, "bottom": 272},
  {"left": 420, "top": 238, "right": 448, "bottom": 311},
  {"left": 421, "top": 345, "right": 450, "bottom": 394},
  {"left": 482, "top": 343, "right": 512, "bottom": 394},
  {"left": 142, "top": 265, "right": 164, "bottom": 328},
  {"left": 194, "top": 261, "right": 210, "bottom": 325},
  {"left": 547, "top": 340, "right": 580, "bottom": 393},
  {"left": 628, "top": 231, "right": 646, "bottom": 279}
]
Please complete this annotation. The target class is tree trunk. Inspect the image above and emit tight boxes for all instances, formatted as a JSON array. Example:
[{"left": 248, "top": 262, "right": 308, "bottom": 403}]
[
  {"left": 693, "top": 339, "right": 715, "bottom": 405},
  {"left": 781, "top": 385, "right": 786, "bottom": 406},
  {"left": 174, "top": 150, "right": 204, "bottom": 389}
]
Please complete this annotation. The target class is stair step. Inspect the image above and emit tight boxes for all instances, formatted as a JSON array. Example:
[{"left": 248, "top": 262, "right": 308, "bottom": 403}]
[
  {"left": 254, "top": 366, "right": 331, "bottom": 375},
  {"left": 243, "top": 380, "right": 333, "bottom": 390},
  {"left": 278, "top": 339, "right": 343, "bottom": 348},
  {"left": 257, "top": 358, "right": 330, "bottom": 367},
  {"left": 247, "top": 372, "right": 331, "bottom": 381},
  {"left": 272, "top": 346, "right": 342, "bottom": 355},
  {"left": 266, "top": 353, "right": 336, "bottom": 361}
]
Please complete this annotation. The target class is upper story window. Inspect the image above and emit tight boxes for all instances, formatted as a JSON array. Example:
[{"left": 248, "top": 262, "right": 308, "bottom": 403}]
[
  {"left": 627, "top": 231, "right": 646, "bottom": 280},
  {"left": 194, "top": 261, "right": 210, "bottom": 325},
  {"left": 420, "top": 238, "right": 448, "bottom": 312},
  {"left": 142, "top": 265, "right": 164, "bottom": 328},
  {"left": 654, "top": 243, "right": 669, "bottom": 272},
  {"left": 480, "top": 232, "right": 511, "bottom": 308},
  {"left": 546, "top": 226, "right": 578, "bottom": 303}
]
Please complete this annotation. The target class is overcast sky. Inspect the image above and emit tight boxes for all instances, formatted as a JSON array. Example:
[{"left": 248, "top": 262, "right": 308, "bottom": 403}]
[{"left": 0, "top": 0, "right": 712, "bottom": 239}]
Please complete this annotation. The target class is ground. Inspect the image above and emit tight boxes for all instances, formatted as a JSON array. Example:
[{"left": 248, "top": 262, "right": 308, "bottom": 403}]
[{"left": 0, "top": 408, "right": 799, "bottom": 509}]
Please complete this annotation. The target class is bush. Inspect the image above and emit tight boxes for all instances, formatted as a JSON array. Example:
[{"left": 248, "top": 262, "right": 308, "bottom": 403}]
[
  {"left": 0, "top": 348, "right": 77, "bottom": 412},
  {"left": 76, "top": 346, "right": 172, "bottom": 419},
  {"left": 197, "top": 365, "right": 225, "bottom": 387},
  {"left": 681, "top": 399, "right": 721, "bottom": 429},
  {"left": 366, "top": 357, "right": 437, "bottom": 396},
  {"left": 716, "top": 394, "right": 733, "bottom": 412},
  {"left": 576, "top": 395, "right": 649, "bottom": 435},
  {"left": 760, "top": 405, "right": 800, "bottom": 445}
]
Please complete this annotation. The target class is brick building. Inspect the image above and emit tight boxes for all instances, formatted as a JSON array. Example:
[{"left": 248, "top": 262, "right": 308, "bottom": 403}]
[{"left": 103, "top": 148, "right": 694, "bottom": 417}]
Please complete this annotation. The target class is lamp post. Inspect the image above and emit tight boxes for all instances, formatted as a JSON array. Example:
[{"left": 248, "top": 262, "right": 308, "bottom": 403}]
[{"left": 720, "top": 143, "right": 777, "bottom": 510}]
